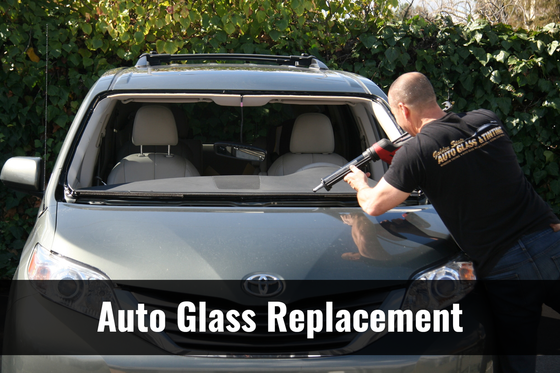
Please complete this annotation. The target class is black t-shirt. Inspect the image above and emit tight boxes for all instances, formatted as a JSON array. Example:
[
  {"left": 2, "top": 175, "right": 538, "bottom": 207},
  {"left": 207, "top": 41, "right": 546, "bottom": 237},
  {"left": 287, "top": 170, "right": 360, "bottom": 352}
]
[{"left": 383, "top": 109, "right": 560, "bottom": 277}]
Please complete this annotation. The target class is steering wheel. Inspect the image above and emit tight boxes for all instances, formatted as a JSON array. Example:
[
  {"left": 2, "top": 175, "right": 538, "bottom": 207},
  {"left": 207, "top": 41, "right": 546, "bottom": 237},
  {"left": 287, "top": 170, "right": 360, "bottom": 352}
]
[{"left": 295, "top": 162, "right": 342, "bottom": 173}]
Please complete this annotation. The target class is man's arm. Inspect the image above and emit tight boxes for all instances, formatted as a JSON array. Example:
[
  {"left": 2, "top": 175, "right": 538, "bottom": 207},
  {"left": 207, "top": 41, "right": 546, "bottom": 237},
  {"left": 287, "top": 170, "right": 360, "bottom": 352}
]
[{"left": 344, "top": 165, "right": 410, "bottom": 216}]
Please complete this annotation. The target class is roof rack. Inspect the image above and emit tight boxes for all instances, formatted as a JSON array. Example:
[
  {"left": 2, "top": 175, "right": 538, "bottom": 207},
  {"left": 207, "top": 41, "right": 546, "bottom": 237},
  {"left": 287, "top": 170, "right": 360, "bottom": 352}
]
[{"left": 135, "top": 53, "right": 329, "bottom": 70}]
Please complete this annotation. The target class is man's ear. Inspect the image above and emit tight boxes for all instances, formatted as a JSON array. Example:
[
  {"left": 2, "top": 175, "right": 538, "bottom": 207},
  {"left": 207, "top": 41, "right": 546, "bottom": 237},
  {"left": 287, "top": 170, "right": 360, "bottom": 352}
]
[
  {"left": 400, "top": 102, "right": 411, "bottom": 120},
  {"left": 404, "top": 104, "right": 411, "bottom": 118}
]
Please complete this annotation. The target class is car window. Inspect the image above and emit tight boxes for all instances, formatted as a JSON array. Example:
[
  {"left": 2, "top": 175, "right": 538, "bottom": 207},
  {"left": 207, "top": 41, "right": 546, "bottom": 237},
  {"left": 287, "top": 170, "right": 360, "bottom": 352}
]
[
  {"left": 371, "top": 99, "right": 405, "bottom": 141},
  {"left": 65, "top": 95, "right": 393, "bottom": 204}
]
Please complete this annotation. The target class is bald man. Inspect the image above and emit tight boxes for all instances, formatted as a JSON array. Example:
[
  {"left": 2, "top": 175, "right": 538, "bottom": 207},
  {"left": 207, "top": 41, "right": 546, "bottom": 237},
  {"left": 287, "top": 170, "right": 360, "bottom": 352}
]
[{"left": 344, "top": 72, "right": 560, "bottom": 373}]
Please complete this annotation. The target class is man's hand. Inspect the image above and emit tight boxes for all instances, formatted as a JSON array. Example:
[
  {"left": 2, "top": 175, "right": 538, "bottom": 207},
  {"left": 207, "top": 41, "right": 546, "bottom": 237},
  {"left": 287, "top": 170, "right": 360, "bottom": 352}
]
[
  {"left": 343, "top": 165, "right": 370, "bottom": 192},
  {"left": 343, "top": 166, "right": 411, "bottom": 216}
]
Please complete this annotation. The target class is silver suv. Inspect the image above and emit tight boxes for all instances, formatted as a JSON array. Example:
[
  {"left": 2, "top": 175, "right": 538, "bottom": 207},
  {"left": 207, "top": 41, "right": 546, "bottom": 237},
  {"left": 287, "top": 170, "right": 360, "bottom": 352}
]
[{"left": 1, "top": 54, "right": 493, "bottom": 372}]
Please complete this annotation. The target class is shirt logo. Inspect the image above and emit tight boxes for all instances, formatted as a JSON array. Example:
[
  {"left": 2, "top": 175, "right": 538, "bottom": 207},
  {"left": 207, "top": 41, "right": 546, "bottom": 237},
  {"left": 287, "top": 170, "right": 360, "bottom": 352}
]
[{"left": 432, "top": 122, "right": 505, "bottom": 166}]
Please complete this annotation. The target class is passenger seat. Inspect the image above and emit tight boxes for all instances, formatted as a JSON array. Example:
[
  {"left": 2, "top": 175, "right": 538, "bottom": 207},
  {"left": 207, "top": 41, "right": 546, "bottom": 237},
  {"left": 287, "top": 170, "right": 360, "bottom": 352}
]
[{"left": 267, "top": 113, "right": 347, "bottom": 176}]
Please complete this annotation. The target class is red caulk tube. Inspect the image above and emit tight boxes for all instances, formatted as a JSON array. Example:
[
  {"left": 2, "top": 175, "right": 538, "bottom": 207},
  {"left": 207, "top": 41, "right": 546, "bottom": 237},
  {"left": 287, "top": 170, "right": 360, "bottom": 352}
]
[{"left": 313, "top": 134, "right": 411, "bottom": 192}]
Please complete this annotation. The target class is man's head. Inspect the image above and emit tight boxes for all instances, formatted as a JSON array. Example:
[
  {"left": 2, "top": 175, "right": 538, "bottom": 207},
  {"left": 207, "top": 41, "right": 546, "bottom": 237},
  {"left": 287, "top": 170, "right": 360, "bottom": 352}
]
[{"left": 388, "top": 72, "right": 444, "bottom": 136}]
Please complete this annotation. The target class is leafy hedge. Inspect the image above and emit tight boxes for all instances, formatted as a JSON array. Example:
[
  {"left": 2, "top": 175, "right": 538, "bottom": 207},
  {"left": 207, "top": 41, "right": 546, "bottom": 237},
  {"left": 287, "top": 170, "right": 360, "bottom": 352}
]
[{"left": 0, "top": 0, "right": 559, "bottom": 278}]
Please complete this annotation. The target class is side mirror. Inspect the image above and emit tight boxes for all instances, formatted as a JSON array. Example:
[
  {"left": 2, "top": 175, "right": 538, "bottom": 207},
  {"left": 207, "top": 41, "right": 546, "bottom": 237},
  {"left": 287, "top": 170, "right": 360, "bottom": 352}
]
[
  {"left": 214, "top": 142, "right": 266, "bottom": 162},
  {"left": 0, "top": 157, "right": 44, "bottom": 196}
]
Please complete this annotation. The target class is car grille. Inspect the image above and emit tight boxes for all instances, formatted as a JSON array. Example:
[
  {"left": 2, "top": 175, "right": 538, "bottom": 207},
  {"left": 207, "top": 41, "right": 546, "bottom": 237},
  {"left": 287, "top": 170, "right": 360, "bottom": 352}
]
[{"left": 123, "top": 282, "right": 399, "bottom": 355}]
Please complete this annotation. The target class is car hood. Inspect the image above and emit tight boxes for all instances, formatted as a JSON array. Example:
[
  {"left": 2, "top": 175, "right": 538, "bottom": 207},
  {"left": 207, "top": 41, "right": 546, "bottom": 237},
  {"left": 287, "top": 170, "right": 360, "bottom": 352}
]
[{"left": 52, "top": 203, "right": 458, "bottom": 281}]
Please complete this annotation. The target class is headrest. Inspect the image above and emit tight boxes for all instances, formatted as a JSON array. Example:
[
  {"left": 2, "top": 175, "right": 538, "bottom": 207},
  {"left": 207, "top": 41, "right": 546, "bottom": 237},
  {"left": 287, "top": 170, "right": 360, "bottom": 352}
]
[
  {"left": 132, "top": 105, "right": 178, "bottom": 146},
  {"left": 290, "top": 113, "right": 335, "bottom": 154}
]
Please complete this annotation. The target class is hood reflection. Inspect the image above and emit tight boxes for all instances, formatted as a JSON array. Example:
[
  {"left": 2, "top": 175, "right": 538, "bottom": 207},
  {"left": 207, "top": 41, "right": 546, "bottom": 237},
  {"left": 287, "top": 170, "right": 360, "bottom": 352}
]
[{"left": 341, "top": 212, "right": 445, "bottom": 262}]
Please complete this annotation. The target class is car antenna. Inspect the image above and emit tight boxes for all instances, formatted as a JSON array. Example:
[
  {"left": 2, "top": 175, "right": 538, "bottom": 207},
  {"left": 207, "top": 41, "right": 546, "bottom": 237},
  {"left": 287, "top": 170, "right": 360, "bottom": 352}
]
[{"left": 43, "top": 23, "right": 49, "bottom": 190}]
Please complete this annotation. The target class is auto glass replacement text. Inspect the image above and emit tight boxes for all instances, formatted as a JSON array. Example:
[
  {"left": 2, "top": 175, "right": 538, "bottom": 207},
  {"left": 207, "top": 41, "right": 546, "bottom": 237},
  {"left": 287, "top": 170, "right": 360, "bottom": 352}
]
[{"left": 97, "top": 301, "right": 463, "bottom": 338}]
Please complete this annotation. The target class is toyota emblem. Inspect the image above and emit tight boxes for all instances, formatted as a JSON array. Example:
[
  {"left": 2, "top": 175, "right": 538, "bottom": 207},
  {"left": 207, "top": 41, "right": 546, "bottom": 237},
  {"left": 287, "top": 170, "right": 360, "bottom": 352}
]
[{"left": 243, "top": 274, "right": 284, "bottom": 297}]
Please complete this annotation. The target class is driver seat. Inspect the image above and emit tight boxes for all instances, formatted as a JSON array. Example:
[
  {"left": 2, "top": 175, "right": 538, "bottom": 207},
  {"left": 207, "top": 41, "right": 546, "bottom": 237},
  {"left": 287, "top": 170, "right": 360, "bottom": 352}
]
[
  {"left": 107, "top": 105, "right": 199, "bottom": 184},
  {"left": 267, "top": 113, "right": 347, "bottom": 176}
]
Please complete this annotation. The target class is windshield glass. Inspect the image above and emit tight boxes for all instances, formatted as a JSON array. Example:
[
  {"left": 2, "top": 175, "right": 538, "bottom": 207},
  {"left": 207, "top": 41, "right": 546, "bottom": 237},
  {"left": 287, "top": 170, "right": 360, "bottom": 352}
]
[{"left": 66, "top": 95, "right": 395, "bottom": 202}]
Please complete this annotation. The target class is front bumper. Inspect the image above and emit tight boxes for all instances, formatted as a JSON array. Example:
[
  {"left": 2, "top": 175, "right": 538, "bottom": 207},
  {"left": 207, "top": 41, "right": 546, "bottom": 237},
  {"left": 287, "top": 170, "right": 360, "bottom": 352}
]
[{"left": 3, "top": 354, "right": 494, "bottom": 373}]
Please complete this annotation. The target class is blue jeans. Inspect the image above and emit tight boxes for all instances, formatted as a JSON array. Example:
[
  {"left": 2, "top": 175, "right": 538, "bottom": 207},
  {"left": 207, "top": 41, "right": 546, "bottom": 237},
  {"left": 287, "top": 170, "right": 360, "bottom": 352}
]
[{"left": 483, "top": 227, "right": 560, "bottom": 373}]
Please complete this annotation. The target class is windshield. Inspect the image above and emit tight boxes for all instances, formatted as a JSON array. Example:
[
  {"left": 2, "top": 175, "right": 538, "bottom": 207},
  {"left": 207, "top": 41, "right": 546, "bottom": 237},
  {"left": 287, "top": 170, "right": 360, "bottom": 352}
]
[{"left": 66, "top": 94, "right": 397, "bottom": 204}]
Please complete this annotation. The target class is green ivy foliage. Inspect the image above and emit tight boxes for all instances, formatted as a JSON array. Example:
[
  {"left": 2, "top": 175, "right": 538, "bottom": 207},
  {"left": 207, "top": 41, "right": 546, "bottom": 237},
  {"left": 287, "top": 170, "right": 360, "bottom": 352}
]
[
  {"left": 346, "top": 18, "right": 560, "bottom": 213},
  {"left": 0, "top": 0, "right": 558, "bottom": 278}
]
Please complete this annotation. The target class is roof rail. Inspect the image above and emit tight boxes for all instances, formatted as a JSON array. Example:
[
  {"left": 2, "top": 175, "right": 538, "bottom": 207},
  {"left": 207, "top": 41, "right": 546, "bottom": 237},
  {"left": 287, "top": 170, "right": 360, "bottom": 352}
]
[{"left": 135, "top": 53, "right": 329, "bottom": 70}]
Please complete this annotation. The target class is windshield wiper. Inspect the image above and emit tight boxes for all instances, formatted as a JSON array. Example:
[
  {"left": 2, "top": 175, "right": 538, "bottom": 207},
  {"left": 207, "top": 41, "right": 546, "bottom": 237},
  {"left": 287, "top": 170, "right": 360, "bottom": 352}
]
[{"left": 72, "top": 191, "right": 359, "bottom": 207}]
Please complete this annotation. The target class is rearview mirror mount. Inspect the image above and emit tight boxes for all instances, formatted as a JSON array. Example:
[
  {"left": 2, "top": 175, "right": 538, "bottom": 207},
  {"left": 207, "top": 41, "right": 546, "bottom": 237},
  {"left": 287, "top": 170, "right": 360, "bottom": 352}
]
[{"left": 214, "top": 142, "right": 266, "bottom": 163}]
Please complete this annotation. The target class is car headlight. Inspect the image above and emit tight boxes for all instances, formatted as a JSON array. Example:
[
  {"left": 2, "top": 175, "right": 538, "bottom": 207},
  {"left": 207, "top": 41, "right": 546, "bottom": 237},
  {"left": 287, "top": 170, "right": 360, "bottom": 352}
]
[
  {"left": 27, "top": 243, "right": 118, "bottom": 319},
  {"left": 401, "top": 256, "right": 476, "bottom": 313}
]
